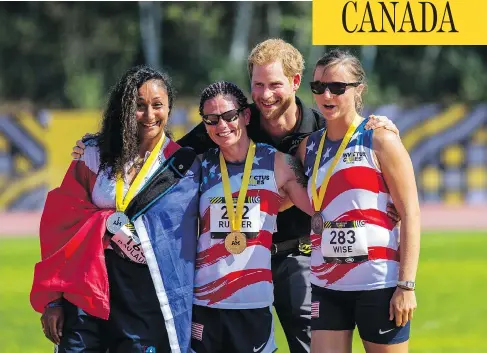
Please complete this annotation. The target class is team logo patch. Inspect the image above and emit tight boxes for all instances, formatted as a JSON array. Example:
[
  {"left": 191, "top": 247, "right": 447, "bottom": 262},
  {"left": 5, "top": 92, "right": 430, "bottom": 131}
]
[
  {"left": 342, "top": 151, "right": 366, "bottom": 164},
  {"left": 143, "top": 346, "right": 156, "bottom": 353},
  {"left": 311, "top": 301, "right": 320, "bottom": 318},
  {"left": 191, "top": 322, "right": 204, "bottom": 341},
  {"left": 249, "top": 175, "right": 270, "bottom": 186}
]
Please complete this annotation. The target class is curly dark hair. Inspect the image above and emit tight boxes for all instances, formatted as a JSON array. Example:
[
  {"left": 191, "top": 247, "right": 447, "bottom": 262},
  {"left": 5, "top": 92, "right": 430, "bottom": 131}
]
[
  {"left": 97, "top": 65, "right": 175, "bottom": 178},
  {"left": 198, "top": 81, "right": 249, "bottom": 116}
]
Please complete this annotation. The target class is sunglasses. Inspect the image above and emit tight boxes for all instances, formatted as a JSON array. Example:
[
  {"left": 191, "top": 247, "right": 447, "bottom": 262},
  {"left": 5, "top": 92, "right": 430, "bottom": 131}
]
[
  {"left": 309, "top": 81, "right": 361, "bottom": 95},
  {"left": 202, "top": 107, "right": 246, "bottom": 126}
]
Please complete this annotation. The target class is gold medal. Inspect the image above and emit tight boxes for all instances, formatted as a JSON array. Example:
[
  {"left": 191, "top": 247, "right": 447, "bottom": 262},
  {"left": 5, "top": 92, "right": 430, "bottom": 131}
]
[
  {"left": 224, "top": 231, "right": 247, "bottom": 254},
  {"left": 219, "top": 140, "right": 256, "bottom": 255}
]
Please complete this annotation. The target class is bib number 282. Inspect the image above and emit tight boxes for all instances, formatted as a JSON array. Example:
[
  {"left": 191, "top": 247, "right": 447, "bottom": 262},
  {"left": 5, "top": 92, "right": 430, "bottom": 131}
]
[{"left": 221, "top": 205, "right": 250, "bottom": 219}]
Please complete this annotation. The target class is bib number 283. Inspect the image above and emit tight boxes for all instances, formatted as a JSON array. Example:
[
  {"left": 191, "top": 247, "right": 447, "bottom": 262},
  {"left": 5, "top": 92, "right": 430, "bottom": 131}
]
[
  {"left": 330, "top": 230, "right": 356, "bottom": 245},
  {"left": 321, "top": 221, "right": 368, "bottom": 264}
]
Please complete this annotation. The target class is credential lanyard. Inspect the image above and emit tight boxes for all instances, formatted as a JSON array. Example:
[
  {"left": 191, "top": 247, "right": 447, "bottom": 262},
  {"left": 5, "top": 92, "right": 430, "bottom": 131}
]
[
  {"left": 311, "top": 116, "right": 360, "bottom": 212},
  {"left": 115, "top": 134, "right": 166, "bottom": 212}
]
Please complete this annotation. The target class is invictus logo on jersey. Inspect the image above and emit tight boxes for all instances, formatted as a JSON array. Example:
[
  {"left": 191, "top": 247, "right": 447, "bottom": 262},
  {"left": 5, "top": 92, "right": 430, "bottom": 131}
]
[
  {"left": 312, "top": 0, "right": 487, "bottom": 45},
  {"left": 249, "top": 175, "right": 270, "bottom": 186},
  {"left": 343, "top": 152, "right": 366, "bottom": 164}
]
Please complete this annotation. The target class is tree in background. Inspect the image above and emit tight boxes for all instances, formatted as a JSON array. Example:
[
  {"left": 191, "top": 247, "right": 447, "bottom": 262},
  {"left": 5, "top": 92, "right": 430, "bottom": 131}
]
[{"left": 0, "top": 2, "right": 486, "bottom": 109}]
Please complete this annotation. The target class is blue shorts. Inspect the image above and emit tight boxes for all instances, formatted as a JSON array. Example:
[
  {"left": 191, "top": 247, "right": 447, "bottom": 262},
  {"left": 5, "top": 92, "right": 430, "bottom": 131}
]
[
  {"left": 191, "top": 305, "right": 277, "bottom": 353},
  {"left": 311, "top": 285, "right": 410, "bottom": 344}
]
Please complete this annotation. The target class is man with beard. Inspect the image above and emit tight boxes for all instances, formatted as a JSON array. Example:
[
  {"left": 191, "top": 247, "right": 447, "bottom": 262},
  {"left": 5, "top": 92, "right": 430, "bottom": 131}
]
[
  {"left": 180, "top": 39, "right": 399, "bottom": 353},
  {"left": 72, "top": 39, "right": 398, "bottom": 353}
]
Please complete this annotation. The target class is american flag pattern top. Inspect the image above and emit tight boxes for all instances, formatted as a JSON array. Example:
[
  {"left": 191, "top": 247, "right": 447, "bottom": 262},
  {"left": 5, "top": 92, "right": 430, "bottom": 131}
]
[
  {"left": 194, "top": 143, "right": 282, "bottom": 309},
  {"left": 303, "top": 119, "right": 400, "bottom": 291}
]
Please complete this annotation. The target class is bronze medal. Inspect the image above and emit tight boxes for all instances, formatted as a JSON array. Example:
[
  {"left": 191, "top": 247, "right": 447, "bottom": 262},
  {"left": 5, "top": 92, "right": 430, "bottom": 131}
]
[
  {"left": 224, "top": 231, "right": 247, "bottom": 254},
  {"left": 311, "top": 212, "right": 325, "bottom": 234},
  {"left": 310, "top": 116, "right": 361, "bottom": 235}
]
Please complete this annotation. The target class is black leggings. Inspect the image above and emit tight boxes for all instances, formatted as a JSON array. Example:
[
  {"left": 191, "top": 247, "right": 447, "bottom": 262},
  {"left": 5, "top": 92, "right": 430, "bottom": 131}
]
[{"left": 57, "top": 250, "right": 170, "bottom": 353}]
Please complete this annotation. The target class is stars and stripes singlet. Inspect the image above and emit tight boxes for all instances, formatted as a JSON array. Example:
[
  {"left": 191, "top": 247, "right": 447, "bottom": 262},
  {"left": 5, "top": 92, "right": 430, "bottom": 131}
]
[
  {"left": 303, "top": 119, "right": 400, "bottom": 291},
  {"left": 194, "top": 143, "right": 282, "bottom": 309}
]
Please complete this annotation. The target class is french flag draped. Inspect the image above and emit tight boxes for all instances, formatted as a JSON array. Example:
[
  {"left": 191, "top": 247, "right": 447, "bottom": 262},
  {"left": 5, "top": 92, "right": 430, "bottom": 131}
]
[{"left": 30, "top": 142, "right": 200, "bottom": 353}]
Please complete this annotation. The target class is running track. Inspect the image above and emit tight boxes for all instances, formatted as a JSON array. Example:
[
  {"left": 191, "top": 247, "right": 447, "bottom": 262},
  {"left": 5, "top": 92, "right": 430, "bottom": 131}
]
[{"left": 1, "top": 205, "right": 486, "bottom": 237}]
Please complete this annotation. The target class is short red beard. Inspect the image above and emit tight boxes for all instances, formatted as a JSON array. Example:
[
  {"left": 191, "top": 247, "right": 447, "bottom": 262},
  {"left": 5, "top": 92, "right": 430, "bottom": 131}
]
[{"left": 260, "top": 95, "right": 293, "bottom": 121}]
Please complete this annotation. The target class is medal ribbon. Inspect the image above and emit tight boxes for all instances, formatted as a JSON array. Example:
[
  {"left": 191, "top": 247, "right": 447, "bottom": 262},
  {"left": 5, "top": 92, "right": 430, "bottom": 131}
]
[
  {"left": 115, "top": 134, "right": 166, "bottom": 212},
  {"left": 311, "top": 115, "right": 360, "bottom": 212},
  {"left": 219, "top": 140, "right": 256, "bottom": 232}
]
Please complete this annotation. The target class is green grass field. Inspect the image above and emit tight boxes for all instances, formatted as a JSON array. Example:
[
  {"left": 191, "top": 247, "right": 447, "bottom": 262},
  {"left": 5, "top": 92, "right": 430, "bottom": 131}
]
[{"left": 1, "top": 232, "right": 486, "bottom": 353}]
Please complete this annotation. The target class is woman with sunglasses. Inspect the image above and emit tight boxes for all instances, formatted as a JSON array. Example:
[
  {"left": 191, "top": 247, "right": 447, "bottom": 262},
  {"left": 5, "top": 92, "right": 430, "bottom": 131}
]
[
  {"left": 296, "top": 49, "right": 420, "bottom": 353},
  {"left": 192, "top": 81, "right": 314, "bottom": 353},
  {"left": 30, "top": 66, "right": 200, "bottom": 353}
]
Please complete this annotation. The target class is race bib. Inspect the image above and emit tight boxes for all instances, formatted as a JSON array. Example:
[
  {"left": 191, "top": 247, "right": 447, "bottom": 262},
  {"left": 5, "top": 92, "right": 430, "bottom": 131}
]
[
  {"left": 321, "top": 220, "right": 368, "bottom": 264},
  {"left": 209, "top": 196, "right": 261, "bottom": 238},
  {"left": 110, "top": 223, "right": 147, "bottom": 265}
]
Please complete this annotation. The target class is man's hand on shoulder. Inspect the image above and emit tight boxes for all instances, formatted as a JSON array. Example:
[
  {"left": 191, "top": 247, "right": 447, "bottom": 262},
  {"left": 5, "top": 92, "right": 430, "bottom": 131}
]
[
  {"left": 365, "top": 115, "right": 400, "bottom": 136},
  {"left": 71, "top": 133, "right": 95, "bottom": 159},
  {"left": 71, "top": 139, "right": 86, "bottom": 159}
]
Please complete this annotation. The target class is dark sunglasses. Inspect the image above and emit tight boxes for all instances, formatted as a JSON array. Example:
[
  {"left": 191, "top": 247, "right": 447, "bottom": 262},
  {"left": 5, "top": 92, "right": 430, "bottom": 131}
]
[
  {"left": 202, "top": 107, "right": 246, "bottom": 126},
  {"left": 309, "top": 81, "right": 361, "bottom": 95}
]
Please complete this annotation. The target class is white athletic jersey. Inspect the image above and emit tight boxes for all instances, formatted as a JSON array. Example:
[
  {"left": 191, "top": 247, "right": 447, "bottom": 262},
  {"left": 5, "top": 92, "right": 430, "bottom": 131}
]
[
  {"left": 303, "top": 119, "right": 400, "bottom": 291},
  {"left": 194, "top": 143, "right": 282, "bottom": 309},
  {"left": 80, "top": 136, "right": 180, "bottom": 264}
]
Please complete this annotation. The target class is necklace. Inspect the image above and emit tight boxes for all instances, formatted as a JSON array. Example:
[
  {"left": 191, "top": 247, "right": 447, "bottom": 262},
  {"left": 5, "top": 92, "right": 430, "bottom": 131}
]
[{"left": 128, "top": 155, "right": 144, "bottom": 174}]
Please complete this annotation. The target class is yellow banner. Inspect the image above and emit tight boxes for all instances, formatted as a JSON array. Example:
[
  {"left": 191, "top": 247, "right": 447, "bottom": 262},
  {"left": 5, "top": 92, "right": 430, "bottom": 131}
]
[{"left": 313, "top": 0, "right": 487, "bottom": 45}]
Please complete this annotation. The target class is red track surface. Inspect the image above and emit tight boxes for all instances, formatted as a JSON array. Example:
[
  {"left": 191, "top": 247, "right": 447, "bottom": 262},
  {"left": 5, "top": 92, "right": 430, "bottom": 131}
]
[{"left": 0, "top": 205, "right": 486, "bottom": 237}]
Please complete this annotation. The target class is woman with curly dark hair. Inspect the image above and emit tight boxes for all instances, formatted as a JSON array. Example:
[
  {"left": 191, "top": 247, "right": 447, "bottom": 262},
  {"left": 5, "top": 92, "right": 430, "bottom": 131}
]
[
  {"left": 31, "top": 66, "right": 201, "bottom": 353},
  {"left": 97, "top": 65, "right": 175, "bottom": 179}
]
